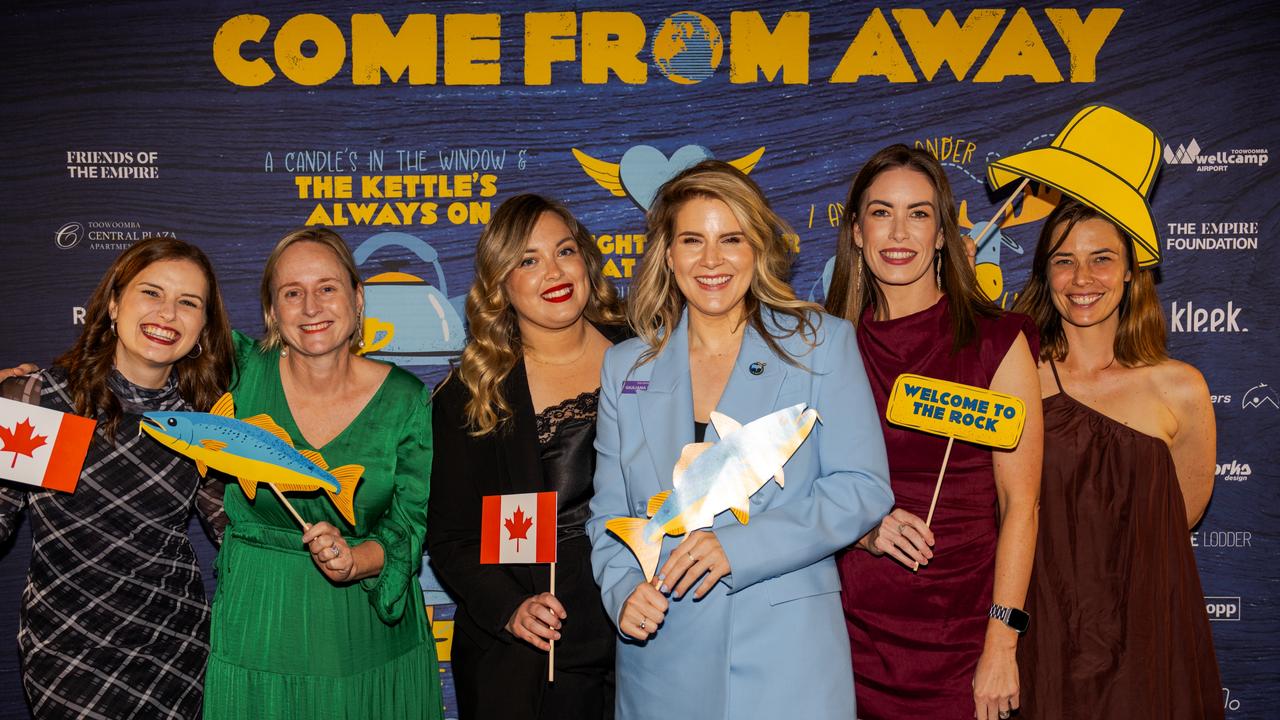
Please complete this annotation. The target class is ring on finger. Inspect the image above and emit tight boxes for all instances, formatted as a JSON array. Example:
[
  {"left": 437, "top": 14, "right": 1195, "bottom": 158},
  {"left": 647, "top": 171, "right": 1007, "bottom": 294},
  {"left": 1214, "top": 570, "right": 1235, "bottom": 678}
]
[
  {"left": 639, "top": 617, "right": 647, "bottom": 631},
  {"left": 898, "top": 523, "right": 908, "bottom": 534},
  {"left": 999, "top": 711, "right": 1011, "bottom": 719},
  {"left": 330, "top": 545, "right": 341, "bottom": 558}
]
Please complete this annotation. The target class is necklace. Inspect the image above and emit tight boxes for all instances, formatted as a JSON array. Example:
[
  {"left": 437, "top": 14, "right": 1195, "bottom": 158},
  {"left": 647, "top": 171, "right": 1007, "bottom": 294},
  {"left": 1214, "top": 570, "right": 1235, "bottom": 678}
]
[{"left": 524, "top": 339, "right": 590, "bottom": 367}]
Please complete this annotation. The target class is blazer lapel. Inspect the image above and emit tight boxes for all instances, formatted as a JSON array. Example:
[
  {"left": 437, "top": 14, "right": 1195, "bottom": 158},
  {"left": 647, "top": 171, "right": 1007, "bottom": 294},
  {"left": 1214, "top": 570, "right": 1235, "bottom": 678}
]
[
  {"left": 637, "top": 313, "right": 695, "bottom": 492},
  {"left": 499, "top": 359, "right": 546, "bottom": 494},
  {"left": 708, "top": 319, "right": 787, "bottom": 440}
]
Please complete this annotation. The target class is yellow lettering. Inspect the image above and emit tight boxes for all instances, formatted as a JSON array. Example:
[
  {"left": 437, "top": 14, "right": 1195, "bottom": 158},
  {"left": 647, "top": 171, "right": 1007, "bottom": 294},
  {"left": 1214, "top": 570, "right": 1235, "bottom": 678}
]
[
  {"left": 274, "top": 14, "right": 346, "bottom": 86},
  {"left": 892, "top": 9, "right": 1004, "bottom": 81},
  {"left": 352, "top": 14, "right": 437, "bottom": 85},
  {"left": 730, "top": 12, "right": 809, "bottom": 84},
  {"left": 831, "top": 9, "right": 916, "bottom": 83},
  {"left": 305, "top": 203, "right": 334, "bottom": 225},
  {"left": 602, "top": 258, "right": 622, "bottom": 279},
  {"left": 213, "top": 15, "right": 275, "bottom": 86},
  {"left": 348, "top": 203, "right": 378, "bottom": 224},
  {"left": 1046, "top": 8, "right": 1123, "bottom": 82},
  {"left": 525, "top": 12, "right": 576, "bottom": 85},
  {"left": 374, "top": 204, "right": 400, "bottom": 224},
  {"left": 582, "top": 12, "right": 647, "bottom": 83},
  {"left": 445, "top": 14, "right": 501, "bottom": 85},
  {"left": 973, "top": 8, "right": 1063, "bottom": 83}
]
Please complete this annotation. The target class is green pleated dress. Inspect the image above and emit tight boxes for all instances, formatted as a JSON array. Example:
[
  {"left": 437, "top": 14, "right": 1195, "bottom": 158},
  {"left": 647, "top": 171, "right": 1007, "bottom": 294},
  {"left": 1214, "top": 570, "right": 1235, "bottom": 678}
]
[{"left": 204, "top": 332, "right": 443, "bottom": 719}]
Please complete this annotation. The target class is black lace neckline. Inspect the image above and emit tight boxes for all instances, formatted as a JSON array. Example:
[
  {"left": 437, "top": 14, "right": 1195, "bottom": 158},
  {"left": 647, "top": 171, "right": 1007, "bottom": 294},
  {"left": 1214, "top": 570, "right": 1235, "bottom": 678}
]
[{"left": 535, "top": 389, "right": 599, "bottom": 445}]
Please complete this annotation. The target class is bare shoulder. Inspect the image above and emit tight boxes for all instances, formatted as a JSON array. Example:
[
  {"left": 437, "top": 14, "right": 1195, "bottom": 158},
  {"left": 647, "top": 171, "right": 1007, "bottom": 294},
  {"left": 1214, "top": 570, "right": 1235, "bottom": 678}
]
[{"left": 1149, "top": 358, "right": 1210, "bottom": 416}]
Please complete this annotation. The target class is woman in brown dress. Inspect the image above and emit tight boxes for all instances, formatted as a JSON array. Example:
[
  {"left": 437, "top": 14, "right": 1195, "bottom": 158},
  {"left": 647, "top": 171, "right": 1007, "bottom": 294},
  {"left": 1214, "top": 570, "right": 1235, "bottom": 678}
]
[{"left": 1013, "top": 197, "right": 1222, "bottom": 718}]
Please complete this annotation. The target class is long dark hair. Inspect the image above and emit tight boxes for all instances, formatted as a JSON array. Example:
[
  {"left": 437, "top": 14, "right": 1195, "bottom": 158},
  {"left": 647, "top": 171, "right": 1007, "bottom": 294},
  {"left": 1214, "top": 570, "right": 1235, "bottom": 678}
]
[
  {"left": 826, "top": 144, "right": 998, "bottom": 351},
  {"left": 55, "top": 237, "right": 233, "bottom": 434}
]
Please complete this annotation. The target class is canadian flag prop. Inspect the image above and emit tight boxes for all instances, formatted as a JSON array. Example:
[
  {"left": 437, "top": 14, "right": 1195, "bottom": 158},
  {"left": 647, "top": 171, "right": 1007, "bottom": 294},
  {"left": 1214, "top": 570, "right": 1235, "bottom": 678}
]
[
  {"left": 0, "top": 396, "right": 96, "bottom": 493},
  {"left": 480, "top": 491, "right": 557, "bottom": 564}
]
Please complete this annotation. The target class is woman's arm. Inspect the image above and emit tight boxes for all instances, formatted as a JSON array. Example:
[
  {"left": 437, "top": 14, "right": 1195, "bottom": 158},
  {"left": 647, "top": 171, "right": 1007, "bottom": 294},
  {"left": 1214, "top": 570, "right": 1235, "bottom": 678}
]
[
  {"left": 973, "top": 332, "right": 1043, "bottom": 719},
  {"left": 1162, "top": 362, "right": 1215, "bottom": 526}
]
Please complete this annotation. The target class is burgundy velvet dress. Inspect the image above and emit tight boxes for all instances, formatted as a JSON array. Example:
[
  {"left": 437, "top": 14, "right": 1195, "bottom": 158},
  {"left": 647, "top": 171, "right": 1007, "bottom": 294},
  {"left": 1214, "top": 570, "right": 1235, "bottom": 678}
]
[
  {"left": 838, "top": 296, "right": 1036, "bottom": 720},
  {"left": 1016, "top": 361, "right": 1223, "bottom": 719}
]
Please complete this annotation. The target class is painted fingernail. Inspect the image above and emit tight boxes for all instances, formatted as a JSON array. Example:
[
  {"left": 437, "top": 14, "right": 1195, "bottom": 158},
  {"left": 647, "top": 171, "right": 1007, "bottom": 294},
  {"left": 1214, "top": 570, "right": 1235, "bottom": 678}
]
[
  {"left": 660, "top": 584, "right": 669, "bottom": 594},
  {"left": 656, "top": 572, "right": 666, "bottom": 581}
]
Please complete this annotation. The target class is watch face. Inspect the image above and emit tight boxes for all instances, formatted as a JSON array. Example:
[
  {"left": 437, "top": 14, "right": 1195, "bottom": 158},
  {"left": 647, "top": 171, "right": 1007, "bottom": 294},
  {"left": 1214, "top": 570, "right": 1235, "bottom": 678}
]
[{"left": 1008, "top": 609, "right": 1030, "bottom": 634}]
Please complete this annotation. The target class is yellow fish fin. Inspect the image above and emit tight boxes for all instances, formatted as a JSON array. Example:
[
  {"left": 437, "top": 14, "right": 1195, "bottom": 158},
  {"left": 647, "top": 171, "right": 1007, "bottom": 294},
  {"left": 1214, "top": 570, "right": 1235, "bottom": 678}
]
[
  {"left": 200, "top": 439, "right": 228, "bottom": 453},
  {"left": 299, "top": 448, "right": 329, "bottom": 470},
  {"left": 730, "top": 502, "right": 750, "bottom": 525},
  {"left": 774, "top": 466, "right": 786, "bottom": 488},
  {"left": 195, "top": 460, "right": 208, "bottom": 477},
  {"left": 663, "top": 516, "right": 687, "bottom": 537},
  {"left": 646, "top": 490, "right": 671, "bottom": 518},
  {"left": 727, "top": 146, "right": 766, "bottom": 175},
  {"left": 239, "top": 477, "right": 258, "bottom": 500},
  {"left": 708, "top": 411, "right": 742, "bottom": 438},
  {"left": 571, "top": 148, "right": 626, "bottom": 197},
  {"left": 243, "top": 414, "right": 295, "bottom": 446},
  {"left": 325, "top": 464, "right": 365, "bottom": 526},
  {"left": 672, "top": 442, "right": 714, "bottom": 491},
  {"left": 209, "top": 393, "right": 235, "bottom": 417},
  {"left": 605, "top": 517, "right": 662, "bottom": 581}
]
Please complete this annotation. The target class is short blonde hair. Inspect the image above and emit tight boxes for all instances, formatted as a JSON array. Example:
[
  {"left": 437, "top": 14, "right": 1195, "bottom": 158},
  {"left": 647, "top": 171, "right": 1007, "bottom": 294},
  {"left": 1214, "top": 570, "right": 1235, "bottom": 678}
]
[{"left": 259, "top": 227, "right": 363, "bottom": 352}]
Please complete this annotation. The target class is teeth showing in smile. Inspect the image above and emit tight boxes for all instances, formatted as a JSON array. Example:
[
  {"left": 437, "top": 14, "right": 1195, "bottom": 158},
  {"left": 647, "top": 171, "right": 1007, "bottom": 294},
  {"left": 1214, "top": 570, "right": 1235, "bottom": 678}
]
[
  {"left": 301, "top": 321, "right": 332, "bottom": 332},
  {"left": 141, "top": 325, "right": 178, "bottom": 342},
  {"left": 543, "top": 286, "right": 572, "bottom": 299},
  {"left": 1069, "top": 294, "right": 1103, "bottom": 306},
  {"left": 697, "top": 275, "right": 731, "bottom": 287},
  {"left": 881, "top": 250, "right": 916, "bottom": 260}
]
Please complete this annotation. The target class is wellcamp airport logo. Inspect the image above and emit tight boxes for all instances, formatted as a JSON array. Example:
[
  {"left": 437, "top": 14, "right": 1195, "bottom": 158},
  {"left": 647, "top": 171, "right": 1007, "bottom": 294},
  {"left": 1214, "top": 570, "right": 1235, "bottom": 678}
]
[
  {"left": 1204, "top": 596, "right": 1241, "bottom": 621},
  {"left": 1164, "top": 139, "right": 1268, "bottom": 172}
]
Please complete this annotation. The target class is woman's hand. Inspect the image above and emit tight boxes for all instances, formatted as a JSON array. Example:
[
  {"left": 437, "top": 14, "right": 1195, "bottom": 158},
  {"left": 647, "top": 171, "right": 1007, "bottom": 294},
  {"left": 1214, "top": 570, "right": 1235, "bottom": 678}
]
[
  {"left": 0, "top": 363, "right": 39, "bottom": 381},
  {"left": 658, "top": 530, "right": 731, "bottom": 600},
  {"left": 619, "top": 579, "right": 668, "bottom": 641},
  {"left": 859, "top": 508, "right": 935, "bottom": 569},
  {"left": 504, "top": 592, "right": 566, "bottom": 651},
  {"left": 303, "top": 522, "right": 358, "bottom": 583},
  {"left": 972, "top": 641, "right": 1019, "bottom": 720}
]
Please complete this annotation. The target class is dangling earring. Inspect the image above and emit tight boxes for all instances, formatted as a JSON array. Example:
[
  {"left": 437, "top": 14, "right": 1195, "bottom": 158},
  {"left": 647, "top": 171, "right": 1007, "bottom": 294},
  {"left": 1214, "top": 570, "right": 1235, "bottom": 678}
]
[
  {"left": 280, "top": 346, "right": 288, "bottom": 358},
  {"left": 935, "top": 253, "right": 943, "bottom": 290},
  {"left": 110, "top": 319, "right": 117, "bottom": 335},
  {"left": 187, "top": 343, "right": 202, "bottom": 359},
  {"left": 356, "top": 307, "right": 366, "bottom": 349},
  {"left": 854, "top": 249, "right": 864, "bottom": 297}
]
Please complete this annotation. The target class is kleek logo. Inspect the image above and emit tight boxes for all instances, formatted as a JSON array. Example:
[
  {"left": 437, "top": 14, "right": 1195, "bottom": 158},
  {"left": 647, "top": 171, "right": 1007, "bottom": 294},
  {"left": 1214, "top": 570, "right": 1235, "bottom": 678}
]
[
  {"left": 1168, "top": 301, "right": 1246, "bottom": 333},
  {"left": 54, "top": 222, "right": 83, "bottom": 249},
  {"left": 1163, "top": 139, "right": 1269, "bottom": 172},
  {"left": 1165, "top": 221, "right": 1258, "bottom": 252},
  {"left": 1204, "top": 596, "right": 1241, "bottom": 621},
  {"left": 213, "top": 8, "right": 1123, "bottom": 87},
  {"left": 1242, "top": 383, "right": 1278, "bottom": 410},
  {"left": 1215, "top": 460, "right": 1251, "bottom": 482}
]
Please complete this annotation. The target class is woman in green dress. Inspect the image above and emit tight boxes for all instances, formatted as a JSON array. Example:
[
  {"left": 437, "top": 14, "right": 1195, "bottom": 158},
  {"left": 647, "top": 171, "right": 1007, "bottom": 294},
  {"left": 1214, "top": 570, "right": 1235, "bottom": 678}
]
[{"left": 203, "top": 227, "right": 442, "bottom": 719}]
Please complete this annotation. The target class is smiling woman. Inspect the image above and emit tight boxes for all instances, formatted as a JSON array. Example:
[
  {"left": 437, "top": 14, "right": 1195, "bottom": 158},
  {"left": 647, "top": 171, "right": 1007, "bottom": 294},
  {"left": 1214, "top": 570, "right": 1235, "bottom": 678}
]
[{"left": 0, "top": 237, "right": 233, "bottom": 719}]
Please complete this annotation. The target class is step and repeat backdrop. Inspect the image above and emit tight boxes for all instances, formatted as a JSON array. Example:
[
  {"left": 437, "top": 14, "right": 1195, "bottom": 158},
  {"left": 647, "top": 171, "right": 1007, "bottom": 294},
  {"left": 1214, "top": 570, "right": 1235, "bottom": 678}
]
[{"left": 1, "top": 1, "right": 1275, "bottom": 716}]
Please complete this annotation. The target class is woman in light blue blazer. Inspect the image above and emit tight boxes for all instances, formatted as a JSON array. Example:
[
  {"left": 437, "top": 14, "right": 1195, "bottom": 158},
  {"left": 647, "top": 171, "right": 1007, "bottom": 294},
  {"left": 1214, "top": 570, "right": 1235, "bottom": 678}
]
[{"left": 587, "top": 160, "right": 894, "bottom": 719}]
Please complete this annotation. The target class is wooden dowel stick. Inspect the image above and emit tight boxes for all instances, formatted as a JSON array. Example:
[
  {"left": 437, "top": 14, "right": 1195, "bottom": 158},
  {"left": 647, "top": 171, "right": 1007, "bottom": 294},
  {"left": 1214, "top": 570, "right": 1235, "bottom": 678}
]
[
  {"left": 548, "top": 561, "right": 557, "bottom": 683},
  {"left": 925, "top": 437, "right": 955, "bottom": 528},
  {"left": 268, "top": 483, "right": 308, "bottom": 530},
  {"left": 971, "top": 178, "right": 1031, "bottom": 251}
]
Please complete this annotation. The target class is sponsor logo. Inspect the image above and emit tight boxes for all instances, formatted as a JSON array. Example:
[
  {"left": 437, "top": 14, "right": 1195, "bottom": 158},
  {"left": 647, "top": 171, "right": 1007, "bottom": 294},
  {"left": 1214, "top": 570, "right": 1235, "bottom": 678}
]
[
  {"left": 65, "top": 150, "right": 160, "bottom": 179},
  {"left": 1242, "top": 383, "right": 1278, "bottom": 410},
  {"left": 1204, "top": 596, "right": 1241, "bottom": 621},
  {"left": 1164, "top": 221, "right": 1259, "bottom": 252},
  {"left": 1168, "top": 301, "right": 1246, "bottom": 333},
  {"left": 1223, "top": 687, "right": 1242, "bottom": 712},
  {"left": 1163, "top": 139, "right": 1269, "bottom": 172},
  {"left": 1191, "top": 530, "right": 1253, "bottom": 549},
  {"left": 55, "top": 220, "right": 176, "bottom": 251},
  {"left": 1210, "top": 395, "right": 1232, "bottom": 405},
  {"left": 1215, "top": 460, "right": 1251, "bottom": 482},
  {"left": 72, "top": 307, "right": 86, "bottom": 325}
]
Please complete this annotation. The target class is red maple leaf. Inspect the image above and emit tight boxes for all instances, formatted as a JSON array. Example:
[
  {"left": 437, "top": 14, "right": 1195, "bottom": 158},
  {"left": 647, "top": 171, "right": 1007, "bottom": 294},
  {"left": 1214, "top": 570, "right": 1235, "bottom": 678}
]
[
  {"left": 504, "top": 506, "right": 533, "bottom": 552},
  {"left": 0, "top": 418, "right": 48, "bottom": 468}
]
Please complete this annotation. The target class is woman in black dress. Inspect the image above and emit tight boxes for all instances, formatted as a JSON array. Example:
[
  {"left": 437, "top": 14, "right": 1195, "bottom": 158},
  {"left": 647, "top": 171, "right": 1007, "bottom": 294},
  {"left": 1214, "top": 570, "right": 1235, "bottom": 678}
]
[
  {"left": 0, "top": 237, "right": 232, "bottom": 719},
  {"left": 428, "top": 195, "right": 624, "bottom": 720}
]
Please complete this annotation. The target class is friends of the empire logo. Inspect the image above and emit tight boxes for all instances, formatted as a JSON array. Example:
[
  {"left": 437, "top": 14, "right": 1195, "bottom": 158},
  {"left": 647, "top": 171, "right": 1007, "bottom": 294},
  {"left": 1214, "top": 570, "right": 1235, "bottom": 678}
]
[{"left": 214, "top": 8, "right": 1122, "bottom": 87}]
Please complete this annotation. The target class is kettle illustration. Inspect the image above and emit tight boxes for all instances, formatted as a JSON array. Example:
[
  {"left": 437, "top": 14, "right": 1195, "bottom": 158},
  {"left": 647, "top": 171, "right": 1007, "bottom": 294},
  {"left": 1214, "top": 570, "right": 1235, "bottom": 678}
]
[{"left": 354, "top": 232, "right": 467, "bottom": 366}]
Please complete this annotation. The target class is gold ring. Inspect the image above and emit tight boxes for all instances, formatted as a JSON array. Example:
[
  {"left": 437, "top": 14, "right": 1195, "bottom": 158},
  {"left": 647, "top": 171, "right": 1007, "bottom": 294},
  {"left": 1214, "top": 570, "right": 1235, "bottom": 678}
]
[
  {"left": 898, "top": 524, "right": 908, "bottom": 535},
  {"left": 639, "top": 618, "right": 647, "bottom": 631}
]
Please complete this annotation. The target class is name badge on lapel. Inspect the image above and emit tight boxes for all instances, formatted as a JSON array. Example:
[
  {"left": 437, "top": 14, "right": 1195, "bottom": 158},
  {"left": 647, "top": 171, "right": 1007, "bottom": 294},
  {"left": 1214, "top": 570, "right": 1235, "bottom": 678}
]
[{"left": 622, "top": 380, "right": 649, "bottom": 395}]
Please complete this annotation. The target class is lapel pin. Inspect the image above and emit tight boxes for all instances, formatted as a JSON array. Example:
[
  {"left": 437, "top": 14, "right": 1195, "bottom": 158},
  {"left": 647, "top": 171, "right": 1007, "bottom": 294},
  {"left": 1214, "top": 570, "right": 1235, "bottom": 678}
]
[{"left": 749, "top": 361, "right": 766, "bottom": 376}]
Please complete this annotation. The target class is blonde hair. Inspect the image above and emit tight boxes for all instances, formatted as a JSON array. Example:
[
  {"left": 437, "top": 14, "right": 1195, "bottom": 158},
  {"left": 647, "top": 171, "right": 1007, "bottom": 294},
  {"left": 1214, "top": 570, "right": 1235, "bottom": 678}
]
[
  {"left": 628, "top": 160, "right": 822, "bottom": 366},
  {"left": 459, "top": 194, "right": 624, "bottom": 435},
  {"left": 1013, "top": 197, "right": 1167, "bottom": 366},
  {"left": 259, "top": 227, "right": 364, "bottom": 353}
]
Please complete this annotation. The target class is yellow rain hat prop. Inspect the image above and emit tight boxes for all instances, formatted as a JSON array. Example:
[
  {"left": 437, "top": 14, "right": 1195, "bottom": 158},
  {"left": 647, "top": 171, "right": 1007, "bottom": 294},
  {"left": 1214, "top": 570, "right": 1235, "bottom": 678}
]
[{"left": 987, "top": 105, "right": 1163, "bottom": 267}]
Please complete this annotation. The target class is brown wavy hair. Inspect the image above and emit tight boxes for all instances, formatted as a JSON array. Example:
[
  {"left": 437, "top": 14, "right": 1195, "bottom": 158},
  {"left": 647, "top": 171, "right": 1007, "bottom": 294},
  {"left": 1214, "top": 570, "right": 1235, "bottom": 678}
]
[
  {"left": 459, "top": 194, "right": 624, "bottom": 436},
  {"left": 1013, "top": 197, "right": 1167, "bottom": 366},
  {"left": 259, "top": 227, "right": 365, "bottom": 353},
  {"left": 628, "top": 160, "right": 823, "bottom": 367},
  {"left": 54, "top": 237, "right": 233, "bottom": 435},
  {"left": 825, "top": 144, "right": 998, "bottom": 351}
]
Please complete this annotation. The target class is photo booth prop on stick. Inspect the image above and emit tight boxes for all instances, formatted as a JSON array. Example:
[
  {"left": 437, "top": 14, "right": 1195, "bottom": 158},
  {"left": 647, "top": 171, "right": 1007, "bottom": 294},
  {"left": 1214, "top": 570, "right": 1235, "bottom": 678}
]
[
  {"left": 0, "top": 396, "right": 95, "bottom": 493},
  {"left": 139, "top": 393, "right": 364, "bottom": 527},
  {"left": 606, "top": 403, "right": 819, "bottom": 583},
  {"left": 480, "top": 491, "right": 559, "bottom": 680}
]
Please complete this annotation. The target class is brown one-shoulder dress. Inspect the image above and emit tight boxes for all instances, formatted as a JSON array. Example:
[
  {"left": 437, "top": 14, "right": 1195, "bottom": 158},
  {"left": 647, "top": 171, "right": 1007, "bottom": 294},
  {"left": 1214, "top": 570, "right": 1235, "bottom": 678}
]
[{"left": 1017, "top": 360, "right": 1223, "bottom": 719}]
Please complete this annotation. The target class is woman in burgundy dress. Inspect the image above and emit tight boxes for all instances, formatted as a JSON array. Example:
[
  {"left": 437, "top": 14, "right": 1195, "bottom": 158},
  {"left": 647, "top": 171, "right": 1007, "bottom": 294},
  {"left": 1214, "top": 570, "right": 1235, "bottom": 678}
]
[
  {"left": 826, "top": 145, "right": 1043, "bottom": 720},
  {"left": 1012, "top": 197, "right": 1222, "bottom": 718}
]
